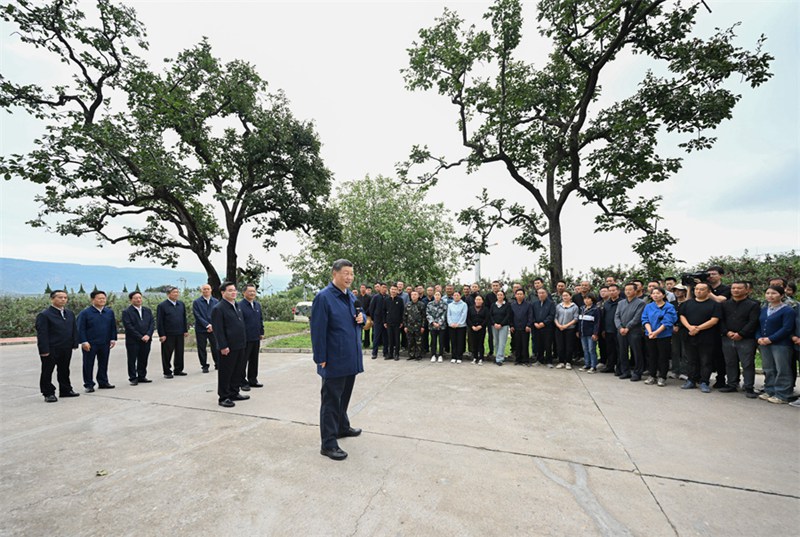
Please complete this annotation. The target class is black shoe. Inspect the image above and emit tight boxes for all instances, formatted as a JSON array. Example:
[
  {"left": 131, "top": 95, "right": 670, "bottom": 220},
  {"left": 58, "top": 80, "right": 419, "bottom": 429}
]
[
  {"left": 600, "top": 367, "right": 615, "bottom": 373},
  {"left": 394, "top": 356, "right": 399, "bottom": 361},
  {"left": 338, "top": 427, "right": 362, "bottom": 438},
  {"left": 497, "top": 361, "right": 503, "bottom": 366},
  {"left": 618, "top": 373, "right": 631, "bottom": 380},
  {"left": 218, "top": 399, "right": 235, "bottom": 408},
  {"left": 130, "top": 380, "right": 139, "bottom": 386},
  {"left": 745, "top": 388, "right": 758, "bottom": 399},
  {"left": 372, "top": 355, "right": 378, "bottom": 360},
  {"left": 98, "top": 384, "right": 115, "bottom": 389},
  {"left": 164, "top": 373, "right": 173, "bottom": 379},
  {"left": 138, "top": 378, "right": 152, "bottom": 383},
  {"left": 320, "top": 447, "right": 348, "bottom": 461},
  {"left": 85, "top": 387, "right": 95, "bottom": 393},
  {"left": 44, "top": 394, "right": 57, "bottom": 403},
  {"left": 249, "top": 381, "right": 264, "bottom": 388},
  {"left": 202, "top": 366, "right": 209, "bottom": 373},
  {"left": 231, "top": 393, "right": 250, "bottom": 401},
  {"left": 718, "top": 385, "right": 737, "bottom": 393},
  {"left": 384, "top": 356, "right": 392, "bottom": 360},
  {"left": 241, "top": 384, "right": 251, "bottom": 392},
  {"left": 630, "top": 374, "right": 641, "bottom": 382},
  {"left": 174, "top": 371, "right": 187, "bottom": 376},
  {"left": 712, "top": 381, "right": 727, "bottom": 389},
  {"left": 59, "top": 390, "right": 80, "bottom": 397},
  {"left": 406, "top": 356, "right": 415, "bottom": 361}
]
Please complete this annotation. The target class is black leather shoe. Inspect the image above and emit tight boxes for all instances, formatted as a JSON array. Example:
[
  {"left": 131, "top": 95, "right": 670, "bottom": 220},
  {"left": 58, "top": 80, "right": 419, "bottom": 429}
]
[
  {"left": 249, "top": 381, "right": 264, "bottom": 388},
  {"left": 98, "top": 384, "right": 115, "bottom": 389},
  {"left": 599, "top": 367, "right": 615, "bottom": 373},
  {"left": 338, "top": 427, "right": 362, "bottom": 438},
  {"left": 712, "top": 381, "right": 727, "bottom": 389},
  {"left": 174, "top": 371, "right": 187, "bottom": 376},
  {"left": 218, "top": 399, "right": 235, "bottom": 408},
  {"left": 44, "top": 394, "right": 57, "bottom": 403},
  {"left": 164, "top": 373, "right": 173, "bottom": 379},
  {"left": 240, "top": 384, "right": 251, "bottom": 392},
  {"left": 130, "top": 380, "right": 139, "bottom": 386},
  {"left": 85, "top": 387, "right": 95, "bottom": 393},
  {"left": 618, "top": 373, "right": 632, "bottom": 379},
  {"left": 231, "top": 393, "right": 250, "bottom": 401},
  {"left": 718, "top": 385, "right": 737, "bottom": 393},
  {"left": 202, "top": 366, "right": 209, "bottom": 373},
  {"left": 138, "top": 378, "right": 152, "bottom": 383},
  {"left": 60, "top": 391, "right": 80, "bottom": 397},
  {"left": 630, "top": 375, "right": 641, "bottom": 382},
  {"left": 320, "top": 447, "right": 348, "bottom": 461}
]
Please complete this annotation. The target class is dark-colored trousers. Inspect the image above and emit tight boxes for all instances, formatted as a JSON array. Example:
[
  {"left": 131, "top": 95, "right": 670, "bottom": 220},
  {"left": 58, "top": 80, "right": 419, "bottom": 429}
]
[
  {"left": 243, "top": 340, "right": 260, "bottom": 385},
  {"left": 387, "top": 325, "right": 401, "bottom": 358},
  {"left": 671, "top": 331, "right": 688, "bottom": 376},
  {"left": 400, "top": 328, "right": 408, "bottom": 350},
  {"left": 82, "top": 344, "right": 110, "bottom": 388},
  {"left": 712, "top": 337, "right": 726, "bottom": 384},
  {"left": 721, "top": 337, "right": 756, "bottom": 389},
  {"left": 161, "top": 334, "right": 185, "bottom": 375},
  {"left": 362, "top": 327, "right": 371, "bottom": 348},
  {"left": 449, "top": 326, "right": 467, "bottom": 360},
  {"left": 320, "top": 374, "right": 355, "bottom": 450},
  {"left": 196, "top": 330, "right": 219, "bottom": 369},
  {"left": 469, "top": 328, "right": 486, "bottom": 359},
  {"left": 421, "top": 323, "right": 429, "bottom": 353},
  {"left": 684, "top": 340, "right": 714, "bottom": 384},
  {"left": 598, "top": 333, "right": 607, "bottom": 364},
  {"left": 371, "top": 323, "right": 388, "bottom": 357},
  {"left": 442, "top": 326, "right": 451, "bottom": 353},
  {"left": 430, "top": 329, "right": 444, "bottom": 356},
  {"left": 645, "top": 337, "right": 671, "bottom": 379},
  {"left": 126, "top": 340, "right": 151, "bottom": 381},
  {"left": 512, "top": 329, "right": 530, "bottom": 363},
  {"left": 487, "top": 325, "right": 495, "bottom": 356},
  {"left": 603, "top": 332, "right": 618, "bottom": 371},
  {"left": 533, "top": 327, "right": 553, "bottom": 364},
  {"left": 40, "top": 348, "right": 73, "bottom": 396},
  {"left": 617, "top": 330, "right": 644, "bottom": 376},
  {"left": 554, "top": 328, "right": 576, "bottom": 364},
  {"left": 217, "top": 348, "right": 244, "bottom": 402}
]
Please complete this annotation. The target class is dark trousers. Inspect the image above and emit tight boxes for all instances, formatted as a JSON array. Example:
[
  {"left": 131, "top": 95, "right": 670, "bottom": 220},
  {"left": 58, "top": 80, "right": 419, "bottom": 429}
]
[
  {"left": 40, "top": 348, "right": 73, "bottom": 396},
  {"left": 217, "top": 348, "right": 244, "bottom": 402},
  {"left": 421, "top": 323, "right": 430, "bottom": 353},
  {"left": 449, "top": 326, "right": 467, "bottom": 360},
  {"left": 126, "top": 340, "right": 151, "bottom": 381},
  {"left": 533, "top": 327, "right": 553, "bottom": 364},
  {"left": 721, "top": 337, "right": 756, "bottom": 389},
  {"left": 243, "top": 340, "right": 260, "bottom": 385},
  {"left": 442, "top": 326, "right": 451, "bottom": 353},
  {"left": 598, "top": 333, "right": 607, "bottom": 364},
  {"left": 487, "top": 325, "right": 495, "bottom": 356},
  {"left": 603, "top": 332, "right": 618, "bottom": 371},
  {"left": 645, "top": 337, "right": 671, "bottom": 379},
  {"left": 161, "top": 334, "right": 185, "bottom": 374},
  {"left": 196, "top": 330, "right": 219, "bottom": 369},
  {"left": 82, "top": 344, "right": 110, "bottom": 388},
  {"left": 712, "top": 337, "right": 726, "bottom": 384},
  {"left": 362, "top": 327, "right": 371, "bottom": 348},
  {"left": 512, "top": 329, "right": 530, "bottom": 363},
  {"left": 400, "top": 328, "right": 408, "bottom": 350},
  {"left": 617, "top": 330, "right": 644, "bottom": 376},
  {"left": 684, "top": 341, "right": 714, "bottom": 384},
  {"left": 371, "top": 323, "right": 388, "bottom": 357},
  {"left": 554, "top": 329, "right": 576, "bottom": 364},
  {"left": 469, "top": 328, "right": 486, "bottom": 359},
  {"left": 320, "top": 374, "right": 356, "bottom": 450},
  {"left": 387, "top": 325, "right": 401, "bottom": 357},
  {"left": 430, "top": 329, "right": 444, "bottom": 356}
]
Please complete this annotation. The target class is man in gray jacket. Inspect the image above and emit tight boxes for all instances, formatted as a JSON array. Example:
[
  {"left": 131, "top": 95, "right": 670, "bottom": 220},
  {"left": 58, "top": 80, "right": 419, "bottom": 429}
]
[{"left": 614, "top": 282, "right": 646, "bottom": 381}]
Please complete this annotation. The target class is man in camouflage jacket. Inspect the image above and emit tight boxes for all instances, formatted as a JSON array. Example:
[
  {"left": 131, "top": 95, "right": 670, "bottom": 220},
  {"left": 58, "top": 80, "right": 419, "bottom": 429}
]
[{"left": 403, "top": 291, "right": 427, "bottom": 360}]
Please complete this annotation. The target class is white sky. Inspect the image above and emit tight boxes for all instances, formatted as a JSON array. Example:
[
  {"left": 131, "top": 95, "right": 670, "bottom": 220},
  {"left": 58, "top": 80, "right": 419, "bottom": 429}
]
[{"left": 1, "top": 0, "right": 798, "bottom": 283}]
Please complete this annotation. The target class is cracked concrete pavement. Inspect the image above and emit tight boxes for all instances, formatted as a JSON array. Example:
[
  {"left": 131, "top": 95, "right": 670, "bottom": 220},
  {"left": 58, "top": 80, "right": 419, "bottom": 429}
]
[{"left": 0, "top": 342, "right": 798, "bottom": 536}]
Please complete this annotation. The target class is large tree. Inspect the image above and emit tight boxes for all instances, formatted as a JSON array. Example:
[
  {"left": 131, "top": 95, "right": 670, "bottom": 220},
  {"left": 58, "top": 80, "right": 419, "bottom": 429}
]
[
  {"left": 0, "top": 0, "right": 335, "bottom": 294},
  {"left": 284, "top": 175, "right": 464, "bottom": 289},
  {"left": 400, "top": 0, "right": 772, "bottom": 281}
]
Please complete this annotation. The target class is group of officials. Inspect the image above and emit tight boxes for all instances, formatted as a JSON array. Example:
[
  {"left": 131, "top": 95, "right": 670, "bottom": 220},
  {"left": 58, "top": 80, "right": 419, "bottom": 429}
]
[{"left": 35, "top": 283, "right": 265, "bottom": 408}]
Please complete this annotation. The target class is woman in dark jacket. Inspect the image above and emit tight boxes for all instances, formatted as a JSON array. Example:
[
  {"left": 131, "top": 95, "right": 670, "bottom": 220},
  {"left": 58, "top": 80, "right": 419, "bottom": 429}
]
[
  {"left": 757, "top": 285, "right": 798, "bottom": 404},
  {"left": 489, "top": 290, "right": 512, "bottom": 366},
  {"left": 468, "top": 295, "right": 490, "bottom": 365}
]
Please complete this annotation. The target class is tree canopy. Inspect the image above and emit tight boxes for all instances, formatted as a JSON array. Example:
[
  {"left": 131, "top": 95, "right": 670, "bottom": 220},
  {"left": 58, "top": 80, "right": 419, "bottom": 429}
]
[
  {"left": 400, "top": 0, "right": 773, "bottom": 282},
  {"left": 284, "top": 175, "right": 464, "bottom": 289},
  {"left": 1, "top": 0, "right": 335, "bottom": 295}
]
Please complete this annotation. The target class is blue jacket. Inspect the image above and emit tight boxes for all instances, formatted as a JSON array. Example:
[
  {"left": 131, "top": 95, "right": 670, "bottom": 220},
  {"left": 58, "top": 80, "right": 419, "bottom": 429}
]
[
  {"left": 157, "top": 300, "right": 188, "bottom": 336},
  {"left": 641, "top": 301, "right": 678, "bottom": 339},
  {"left": 446, "top": 300, "right": 468, "bottom": 327},
  {"left": 239, "top": 299, "right": 264, "bottom": 342},
  {"left": 122, "top": 305, "right": 154, "bottom": 342},
  {"left": 310, "top": 282, "right": 365, "bottom": 379},
  {"left": 36, "top": 306, "right": 79, "bottom": 354},
  {"left": 759, "top": 305, "right": 797, "bottom": 346},
  {"left": 192, "top": 296, "right": 219, "bottom": 330},
  {"left": 532, "top": 298, "right": 555, "bottom": 326},
  {"left": 578, "top": 305, "right": 602, "bottom": 337},
  {"left": 509, "top": 300, "right": 533, "bottom": 330},
  {"left": 77, "top": 306, "right": 117, "bottom": 345}
]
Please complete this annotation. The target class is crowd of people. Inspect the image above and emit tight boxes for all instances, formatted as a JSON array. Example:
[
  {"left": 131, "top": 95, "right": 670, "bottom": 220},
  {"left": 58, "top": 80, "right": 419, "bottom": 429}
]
[{"left": 355, "top": 268, "right": 800, "bottom": 406}]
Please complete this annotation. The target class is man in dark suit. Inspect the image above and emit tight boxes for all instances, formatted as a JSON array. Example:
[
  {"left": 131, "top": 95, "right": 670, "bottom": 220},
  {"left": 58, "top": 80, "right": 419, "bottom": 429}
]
[
  {"left": 35, "top": 290, "right": 80, "bottom": 402},
  {"left": 532, "top": 288, "right": 556, "bottom": 366},
  {"left": 122, "top": 291, "right": 155, "bottom": 385},
  {"left": 239, "top": 283, "right": 265, "bottom": 390},
  {"left": 368, "top": 283, "right": 388, "bottom": 359},
  {"left": 212, "top": 282, "right": 249, "bottom": 408},
  {"left": 192, "top": 284, "right": 219, "bottom": 373},
  {"left": 157, "top": 286, "right": 188, "bottom": 378},
  {"left": 77, "top": 290, "right": 117, "bottom": 392},
  {"left": 311, "top": 259, "right": 365, "bottom": 461}
]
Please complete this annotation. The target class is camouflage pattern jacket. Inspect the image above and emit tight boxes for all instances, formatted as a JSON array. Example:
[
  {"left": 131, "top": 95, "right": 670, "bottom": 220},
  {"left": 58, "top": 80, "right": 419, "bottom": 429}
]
[{"left": 403, "top": 300, "right": 427, "bottom": 331}]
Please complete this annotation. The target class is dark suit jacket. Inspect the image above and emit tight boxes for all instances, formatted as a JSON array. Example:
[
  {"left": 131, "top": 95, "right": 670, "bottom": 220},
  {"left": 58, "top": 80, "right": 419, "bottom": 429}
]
[
  {"left": 77, "top": 306, "right": 117, "bottom": 345},
  {"left": 157, "top": 300, "right": 188, "bottom": 336},
  {"left": 36, "top": 306, "right": 79, "bottom": 354},
  {"left": 212, "top": 300, "right": 246, "bottom": 351},
  {"left": 122, "top": 305, "right": 155, "bottom": 343},
  {"left": 239, "top": 299, "right": 264, "bottom": 342},
  {"left": 532, "top": 299, "right": 556, "bottom": 326},
  {"left": 192, "top": 296, "right": 219, "bottom": 330}
]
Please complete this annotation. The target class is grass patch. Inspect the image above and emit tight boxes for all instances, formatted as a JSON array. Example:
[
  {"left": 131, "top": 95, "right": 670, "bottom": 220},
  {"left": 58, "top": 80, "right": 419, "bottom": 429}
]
[
  {"left": 269, "top": 333, "right": 312, "bottom": 348},
  {"left": 265, "top": 321, "right": 308, "bottom": 338}
]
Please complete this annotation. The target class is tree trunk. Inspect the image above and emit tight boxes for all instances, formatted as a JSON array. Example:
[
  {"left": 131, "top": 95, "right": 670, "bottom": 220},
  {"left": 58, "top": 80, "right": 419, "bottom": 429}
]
[
  {"left": 548, "top": 216, "right": 564, "bottom": 285},
  {"left": 197, "top": 253, "right": 222, "bottom": 299},
  {"left": 225, "top": 226, "right": 240, "bottom": 287}
]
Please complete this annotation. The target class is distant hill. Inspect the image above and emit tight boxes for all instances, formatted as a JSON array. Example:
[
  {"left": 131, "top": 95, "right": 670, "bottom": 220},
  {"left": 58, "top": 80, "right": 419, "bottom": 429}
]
[{"left": 0, "top": 258, "right": 290, "bottom": 295}]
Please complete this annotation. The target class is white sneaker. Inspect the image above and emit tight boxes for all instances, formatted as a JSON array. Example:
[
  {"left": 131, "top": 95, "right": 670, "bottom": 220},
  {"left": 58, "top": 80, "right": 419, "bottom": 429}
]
[
  {"left": 789, "top": 399, "right": 800, "bottom": 408},
  {"left": 437, "top": 356, "right": 443, "bottom": 362},
  {"left": 456, "top": 359, "right": 462, "bottom": 364},
  {"left": 472, "top": 359, "right": 477, "bottom": 364},
  {"left": 577, "top": 366, "right": 587, "bottom": 372},
  {"left": 565, "top": 363, "right": 572, "bottom": 370},
  {"left": 450, "top": 359, "right": 456, "bottom": 363},
  {"left": 547, "top": 363, "right": 554, "bottom": 368},
  {"left": 431, "top": 356, "right": 436, "bottom": 363},
  {"left": 588, "top": 368, "right": 596, "bottom": 374},
  {"left": 478, "top": 359, "right": 483, "bottom": 366},
  {"left": 555, "top": 363, "right": 565, "bottom": 369},
  {"left": 678, "top": 374, "right": 688, "bottom": 381}
]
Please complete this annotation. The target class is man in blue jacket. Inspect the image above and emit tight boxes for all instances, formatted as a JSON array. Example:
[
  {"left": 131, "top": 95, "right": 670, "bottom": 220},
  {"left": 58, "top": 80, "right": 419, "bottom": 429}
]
[
  {"left": 35, "top": 289, "right": 80, "bottom": 402},
  {"left": 192, "top": 284, "right": 219, "bottom": 373},
  {"left": 239, "top": 283, "right": 265, "bottom": 390},
  {"left": 77, "top": 290, "right": 117, "bottom": 392},
  {"left": 311, "top": 259, "right": 365, "bottom": 461},
  {"left": 157, "top": 286, "right": 188, "bottom": 378},
  {"left": 122, "top": 291, "right": 155, "bottom": 385}
]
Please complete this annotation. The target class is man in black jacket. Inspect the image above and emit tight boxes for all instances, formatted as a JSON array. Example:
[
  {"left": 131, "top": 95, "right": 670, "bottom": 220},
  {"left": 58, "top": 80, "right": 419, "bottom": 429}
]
[
  {"left": 384, "top": 285, "right": 405, "bottom": 360},
  {"left": 532, "top": 288, "right": 556, "bottom": 367},
  {"left": 600, "top": 284, "right": 621, "bottom": 374},
  {"left": 360, "top": 284, "right": 372, "bottom": 349},
  {"left": 122, "top": 291, "right": 155, "bottom": 385},
  {"left": 719, "top": 281, "right": 760, "bottom": 397},
  {"left": 369, "top": 283, "right": 388, "bottom": 359},
  {"left": 212, "top": 282, "right": 249, "bottom": 408},
  {"left": 35, "top": 290, "right": 80, "bottom": 402},
  {"left": 156, "top": 287, "right": 188, "bottom": 378}
]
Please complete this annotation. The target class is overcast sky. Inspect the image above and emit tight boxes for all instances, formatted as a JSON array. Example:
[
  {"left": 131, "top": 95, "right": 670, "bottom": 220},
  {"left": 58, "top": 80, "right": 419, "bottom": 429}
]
[{"left": 1, "top": 0, "right": 798, "bottom": 284}]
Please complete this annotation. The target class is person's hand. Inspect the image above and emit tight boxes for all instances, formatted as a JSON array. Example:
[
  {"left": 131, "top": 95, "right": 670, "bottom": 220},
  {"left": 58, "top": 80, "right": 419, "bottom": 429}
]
[
  {"left": 159, "top": 336, "right": 166, "bottom": 343},
  {"left": 221, "top": 347, "right": 230, "bottom": 356},
  {"left": 592, "top": 334, "right": 598, "bottom": 341},
  {"left": 404, "top": 327, "right": 409, "bottom": 334},
  {"left": 731, "top": 333, "right": 742, "bottom": 341},
  {"left": 183, "top": 332, "right": 188, "bottom": 338},
  {"left": 142, "top": 335, "right": 150, "bottom": 342},
  {"left": 758, "top": 337, "right": 772, "bottom": 346},
  {"left": 510, "top": 327, "right": 515, "bottom": 333},
  {"left": 40, "top": 353, "right": 49, "bottom": 357},
  {"left": 109, "top": 341, "right": 116, "bottom": 349},
  {"left": 648, "top": 333, "right": 657, "bottom": 340},
  {"left": 792, "top": 335, "right": 800, "bottom": 345},
  {"left": 260, "top": 335, "right": 265, "bottom": 340},
  {"left": 420, "top": 328, "right": 425, "bottom": 334},
  {"left": 82, "top": 343, "right": 91, "bottom": 351},
  {"left": 688, "top": 326, "right": 699, "bottom": 336},
  {"left": 526, "top": 327, "right": 531, "bottom": 333},
  {"left": 355, "top": 313, "right": 364, "bottom": 324},
  {"left": 207, "top": 325, "right": 213, "bottom": 333},
  {"left": 619, "top": 327, "right": 628, "bottom": 336},
  {"left": 384, "top": 323, "right": 388, "bottom": 328},
  {"left": 673, "top": 326, "right": 679, "bottom": 333},
  {"left": 493, "top": 323, "right": 501, "bottom": 330},
  {"left": 320, "top": 361, "right": 326, "bottom": 368}
]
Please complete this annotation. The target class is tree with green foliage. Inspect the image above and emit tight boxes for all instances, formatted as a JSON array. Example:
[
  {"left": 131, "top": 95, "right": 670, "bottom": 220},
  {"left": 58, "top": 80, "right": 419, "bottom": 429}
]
[
  {"left": 122, "top": 283, "right": 128, "bottom": 293},
  {"left": 78, "top": 283, "right": 85, "bottom": 294},
  {"left": 0, "top": 0, "right": 335, "bottom": 296},
  {"left": 400, "top": 0, "right": 772, "bottom": 283},
  {"left": 44, "top": 282, "right": 52, "bottom": 295},
  {"left": 284, "top": 175, "right": 464, "bottom": 288},
  {"left": 134, "top": 282, "right": 141, "bottom": 293}
]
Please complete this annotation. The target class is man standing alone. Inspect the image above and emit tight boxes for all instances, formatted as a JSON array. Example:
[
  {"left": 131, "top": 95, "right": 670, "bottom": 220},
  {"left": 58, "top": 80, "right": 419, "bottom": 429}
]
[
  {"left": 35, "top": 290, "right": 80, "bottom": 402},
  {"left": 311, "top": 259, "right": 365, "bottom": 461},
  {"left": 192, "top": 284, "right": 219, "bottom": 373},
  {"left": 157, "top": 286, "right": 188, "bottom": 378}
]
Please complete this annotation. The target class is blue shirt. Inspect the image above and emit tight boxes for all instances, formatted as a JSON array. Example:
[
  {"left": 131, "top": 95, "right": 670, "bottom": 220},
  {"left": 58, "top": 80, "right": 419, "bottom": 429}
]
[
  {"left": 641, "top": 301, "right": 677, "bottom": 338},
  {"left": 446, "top": 300, "right": 468, "bottom": 327},
  {"left": 310, "top": 282, "right": 365, "bottom": 379}
]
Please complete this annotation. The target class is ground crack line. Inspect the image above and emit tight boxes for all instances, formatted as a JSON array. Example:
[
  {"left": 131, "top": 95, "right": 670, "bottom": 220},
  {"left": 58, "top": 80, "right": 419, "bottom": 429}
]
[{"left": 349, "top": 464, "right": 392, "bottom": 537}]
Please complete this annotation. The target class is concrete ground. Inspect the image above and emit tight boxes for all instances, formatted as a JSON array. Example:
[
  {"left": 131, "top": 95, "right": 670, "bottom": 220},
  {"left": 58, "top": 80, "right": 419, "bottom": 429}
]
[{"left": 0, "top": 342, "right": 798, "bottom": 537}]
